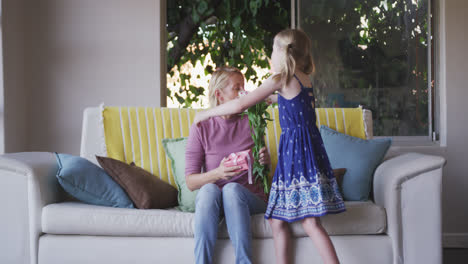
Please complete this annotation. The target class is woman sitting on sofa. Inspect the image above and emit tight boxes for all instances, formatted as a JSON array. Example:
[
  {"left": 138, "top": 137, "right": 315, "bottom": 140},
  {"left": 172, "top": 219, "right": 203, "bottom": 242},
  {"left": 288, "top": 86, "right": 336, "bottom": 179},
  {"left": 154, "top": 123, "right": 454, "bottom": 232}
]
[{"left": 185, "top": 66, "right": 270, "bottom": 264}]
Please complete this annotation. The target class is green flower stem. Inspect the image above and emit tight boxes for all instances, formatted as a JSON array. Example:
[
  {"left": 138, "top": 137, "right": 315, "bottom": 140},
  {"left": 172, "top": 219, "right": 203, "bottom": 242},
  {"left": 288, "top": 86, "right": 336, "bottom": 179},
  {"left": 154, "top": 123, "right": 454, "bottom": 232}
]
[{"left": 243, "top": 101, "right": 272, "bottom": 195}]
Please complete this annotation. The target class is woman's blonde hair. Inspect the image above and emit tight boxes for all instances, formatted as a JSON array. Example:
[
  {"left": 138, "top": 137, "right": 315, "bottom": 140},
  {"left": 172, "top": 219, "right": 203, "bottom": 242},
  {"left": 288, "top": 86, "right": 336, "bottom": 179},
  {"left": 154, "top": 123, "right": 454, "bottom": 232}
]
[
  {"left": 273, "top": 29, "right": 314, "bottom": 87},
  {"left": 208, "top": 66, "right": 244, "bottom": 107}
]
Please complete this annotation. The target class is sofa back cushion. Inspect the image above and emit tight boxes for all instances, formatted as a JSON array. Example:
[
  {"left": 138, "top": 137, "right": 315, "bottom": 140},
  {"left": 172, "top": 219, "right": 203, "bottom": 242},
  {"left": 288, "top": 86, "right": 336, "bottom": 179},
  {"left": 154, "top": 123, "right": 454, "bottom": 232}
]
[
  {"left": 55, "top": 153, "right": 134, "bottom": 208},
  {"left": 81, "top": 106, "right": 369, "bottom": 189}
]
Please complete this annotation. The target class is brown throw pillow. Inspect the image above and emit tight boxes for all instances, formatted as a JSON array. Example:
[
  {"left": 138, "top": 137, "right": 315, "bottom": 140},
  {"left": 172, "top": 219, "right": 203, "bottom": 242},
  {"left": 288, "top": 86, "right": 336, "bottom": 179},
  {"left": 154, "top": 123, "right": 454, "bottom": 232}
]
[
  {"left": 332, "top": 168, "right": 347, "bottom": 190},
  {"left": 96, "top": 156, "right": 178, "bottom": 209}
]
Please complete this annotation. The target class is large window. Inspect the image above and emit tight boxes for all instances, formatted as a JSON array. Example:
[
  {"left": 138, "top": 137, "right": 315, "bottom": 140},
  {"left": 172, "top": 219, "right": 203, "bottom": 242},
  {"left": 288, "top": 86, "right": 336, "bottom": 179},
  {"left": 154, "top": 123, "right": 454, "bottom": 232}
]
[
  {"left": 296, "top": 0, "right": 435, "bottom": 138},
  {"left": 165, "top": 0, "right": 436, "bottom": 138}
]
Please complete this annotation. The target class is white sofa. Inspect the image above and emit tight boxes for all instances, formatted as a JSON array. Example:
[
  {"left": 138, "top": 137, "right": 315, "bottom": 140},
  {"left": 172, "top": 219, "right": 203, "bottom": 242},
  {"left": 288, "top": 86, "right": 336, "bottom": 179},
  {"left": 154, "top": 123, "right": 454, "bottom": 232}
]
[{"left": 1, "top": 107, "right": 446, "bottom": 264}]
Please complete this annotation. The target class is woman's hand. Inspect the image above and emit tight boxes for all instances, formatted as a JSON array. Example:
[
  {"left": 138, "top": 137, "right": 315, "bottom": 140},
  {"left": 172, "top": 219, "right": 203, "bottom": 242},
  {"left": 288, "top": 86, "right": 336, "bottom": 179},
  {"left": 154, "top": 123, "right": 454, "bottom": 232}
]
[
  {"left": 214, "top": 157, "right": 242, "bottom": 181},
  {"left": 258, "top": 147, "right": 270, "bottom": 165}
]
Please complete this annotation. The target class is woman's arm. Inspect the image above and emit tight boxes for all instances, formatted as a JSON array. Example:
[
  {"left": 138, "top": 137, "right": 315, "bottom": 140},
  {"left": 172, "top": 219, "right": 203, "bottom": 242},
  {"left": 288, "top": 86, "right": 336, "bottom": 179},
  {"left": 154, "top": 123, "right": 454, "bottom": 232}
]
[
  {"left": 185, "top": 170, "right": 218, "bottom": 192},
  {"left": 185, "top": 124, "right": 242, "bottom": 191},
  {"left": 186, "top": 158, "right": 242, "bottom": 191},
  {"left": 187, "top": 147, "right": 270, "bottom": 191},
  {"left": 194, "top": 75, "right": 282, "bottom": 124}
]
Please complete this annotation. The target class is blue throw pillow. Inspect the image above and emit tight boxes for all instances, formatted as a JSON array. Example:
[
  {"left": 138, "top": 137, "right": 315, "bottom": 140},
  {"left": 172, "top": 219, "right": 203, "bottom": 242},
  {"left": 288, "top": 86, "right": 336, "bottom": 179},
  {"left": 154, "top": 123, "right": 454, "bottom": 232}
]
[
  {"left": 55, "top": 153, "right": 134, "bottom": 208},
  {"left": 320, "top": 126, "right": 392, "bottom": 201}
]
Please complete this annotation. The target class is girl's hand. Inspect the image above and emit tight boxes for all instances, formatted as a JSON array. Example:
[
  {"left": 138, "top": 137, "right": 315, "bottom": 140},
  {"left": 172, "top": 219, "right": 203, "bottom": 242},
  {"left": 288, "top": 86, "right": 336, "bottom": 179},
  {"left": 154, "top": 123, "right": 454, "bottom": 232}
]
[
  {"left": 193, "top": 111, "right": 209, "bottom": 125},
  {"left": 265, "top": 94, "right": 278, "bottom": 105},
  {"left": 215, "top": 157, "right": 242, "bottom": 181},
  {"left": 258, "top": 147, "right": 270, "bottom": 165}
]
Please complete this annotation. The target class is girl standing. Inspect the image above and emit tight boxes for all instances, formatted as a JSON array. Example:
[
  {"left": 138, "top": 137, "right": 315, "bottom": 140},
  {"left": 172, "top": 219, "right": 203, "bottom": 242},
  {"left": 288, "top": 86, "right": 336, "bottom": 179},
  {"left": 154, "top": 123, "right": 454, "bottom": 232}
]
[{"left": 194, "top": 29, "right": 345, "bottom": 264}]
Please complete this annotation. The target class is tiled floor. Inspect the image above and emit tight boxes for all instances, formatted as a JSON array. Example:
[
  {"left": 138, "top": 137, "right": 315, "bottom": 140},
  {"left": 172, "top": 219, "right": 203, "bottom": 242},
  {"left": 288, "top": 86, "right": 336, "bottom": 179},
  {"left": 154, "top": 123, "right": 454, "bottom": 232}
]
[{"left": 444, "top": 248, "right": 468, "bottom": 264}]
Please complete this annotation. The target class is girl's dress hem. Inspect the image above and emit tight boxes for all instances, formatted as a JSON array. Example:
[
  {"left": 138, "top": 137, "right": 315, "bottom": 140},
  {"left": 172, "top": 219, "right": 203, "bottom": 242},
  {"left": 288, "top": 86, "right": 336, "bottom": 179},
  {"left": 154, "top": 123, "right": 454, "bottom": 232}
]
[{"left": 264, "top": 208, "right": 346, "bottom": 223}]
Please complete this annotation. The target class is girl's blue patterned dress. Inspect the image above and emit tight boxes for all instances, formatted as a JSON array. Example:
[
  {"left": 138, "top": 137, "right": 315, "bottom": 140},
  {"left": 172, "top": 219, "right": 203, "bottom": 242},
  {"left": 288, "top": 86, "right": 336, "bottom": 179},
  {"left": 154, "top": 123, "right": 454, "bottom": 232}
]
[{"left": 264, "top": 75, "right": 345, "bottom": 222}]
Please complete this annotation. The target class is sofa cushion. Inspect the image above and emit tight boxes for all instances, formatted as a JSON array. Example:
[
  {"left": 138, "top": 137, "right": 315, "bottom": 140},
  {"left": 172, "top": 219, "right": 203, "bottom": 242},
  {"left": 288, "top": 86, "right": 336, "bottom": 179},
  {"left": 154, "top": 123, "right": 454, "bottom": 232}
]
[
  {"left": 162, "top": 137, "right": 198, "bottom": 212},
  {"left": 96, "top": 156, "right": 178, "bottom": 209},
  {"left": 320, "top": 126, "right": 392, "bottom": 201},
  {"left": 42, "top": 201, "right": 386, "bottom": 238},
  {"left": 54, "top": 153, "right": 134, "bottom": 208}
]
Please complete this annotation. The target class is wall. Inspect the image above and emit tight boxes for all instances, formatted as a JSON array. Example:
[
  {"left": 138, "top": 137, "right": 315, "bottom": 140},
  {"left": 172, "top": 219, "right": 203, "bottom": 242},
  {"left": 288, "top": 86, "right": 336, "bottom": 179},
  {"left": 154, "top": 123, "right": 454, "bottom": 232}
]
[
  {"left": 2, "top": 0, "right": 28, "bottom": 153},
  {"left": 0, "top": 1, "right": 4, "bottom": 153},
  {"left": 441, "top": 0, "right": 468, "bottom": 245},
  {"left": 7, "top": 0, "right": 164, "bottom": 154},
  {"left": 2, "top": 0, "right": 468, "bottom": 246}
]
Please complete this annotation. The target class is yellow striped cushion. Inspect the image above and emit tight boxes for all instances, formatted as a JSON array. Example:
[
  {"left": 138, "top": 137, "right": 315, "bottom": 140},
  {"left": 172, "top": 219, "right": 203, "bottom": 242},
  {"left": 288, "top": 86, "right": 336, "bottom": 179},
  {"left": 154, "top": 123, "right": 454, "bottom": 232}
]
[{"left": 102, "top": 107, "right": 365, "bottom": 188}]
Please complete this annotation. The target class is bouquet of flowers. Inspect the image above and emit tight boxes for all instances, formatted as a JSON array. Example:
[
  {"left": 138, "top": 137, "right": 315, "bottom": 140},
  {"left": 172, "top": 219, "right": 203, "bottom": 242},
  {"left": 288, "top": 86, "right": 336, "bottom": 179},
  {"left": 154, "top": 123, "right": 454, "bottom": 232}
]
[{"left": 239, "top": 91, "right": 272, "bottom": 195}]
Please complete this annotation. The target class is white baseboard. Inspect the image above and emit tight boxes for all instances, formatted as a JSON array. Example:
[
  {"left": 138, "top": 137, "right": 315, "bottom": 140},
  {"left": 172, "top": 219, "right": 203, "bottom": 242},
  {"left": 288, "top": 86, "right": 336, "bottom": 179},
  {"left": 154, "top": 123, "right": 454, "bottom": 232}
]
[{"left": 443, "top": 233, "right": 468, "bottom": 248}]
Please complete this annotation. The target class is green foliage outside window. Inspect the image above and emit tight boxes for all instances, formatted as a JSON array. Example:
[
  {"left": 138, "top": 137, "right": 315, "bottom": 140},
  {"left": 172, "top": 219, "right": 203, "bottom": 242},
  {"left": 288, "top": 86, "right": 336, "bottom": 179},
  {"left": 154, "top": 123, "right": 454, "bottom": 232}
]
[
  {"left": 166, "top": 0, "right": 289, "bottom": 107},
  {"left": 299, "top": 0, "right": 431, "bottom": 136}
]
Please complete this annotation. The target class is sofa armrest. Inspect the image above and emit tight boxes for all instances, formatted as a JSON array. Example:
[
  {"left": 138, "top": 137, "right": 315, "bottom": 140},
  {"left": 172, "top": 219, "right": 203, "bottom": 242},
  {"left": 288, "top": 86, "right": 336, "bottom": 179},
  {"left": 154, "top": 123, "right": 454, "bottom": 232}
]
[
  {"left": 0, "top": 152, "right": 64, "bottom": 264},
  {"left": 373, "top": 152, "right": 446, "bottom": 264}
]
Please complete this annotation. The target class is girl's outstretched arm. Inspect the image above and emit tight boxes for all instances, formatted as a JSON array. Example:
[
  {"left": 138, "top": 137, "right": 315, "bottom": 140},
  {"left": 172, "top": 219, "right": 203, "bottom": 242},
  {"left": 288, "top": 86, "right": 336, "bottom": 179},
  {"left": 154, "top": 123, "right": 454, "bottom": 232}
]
[{"left": 194, "top": 75, "right": 282, "bottom": 124}]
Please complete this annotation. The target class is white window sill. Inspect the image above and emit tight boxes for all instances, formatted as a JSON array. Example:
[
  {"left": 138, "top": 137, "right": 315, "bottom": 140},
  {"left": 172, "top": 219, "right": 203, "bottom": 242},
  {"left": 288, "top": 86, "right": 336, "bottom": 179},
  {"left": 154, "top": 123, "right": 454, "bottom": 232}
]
[{"left": 374, "top": 136, "right": 439, "bottom": 147}]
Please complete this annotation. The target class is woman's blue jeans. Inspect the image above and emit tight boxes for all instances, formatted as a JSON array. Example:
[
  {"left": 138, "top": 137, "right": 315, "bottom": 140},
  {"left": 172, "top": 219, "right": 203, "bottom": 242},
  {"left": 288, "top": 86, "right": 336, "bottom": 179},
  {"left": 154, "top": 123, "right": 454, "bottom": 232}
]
[{"left": 194, "top": 182, "right": 267, "bottom": 264}]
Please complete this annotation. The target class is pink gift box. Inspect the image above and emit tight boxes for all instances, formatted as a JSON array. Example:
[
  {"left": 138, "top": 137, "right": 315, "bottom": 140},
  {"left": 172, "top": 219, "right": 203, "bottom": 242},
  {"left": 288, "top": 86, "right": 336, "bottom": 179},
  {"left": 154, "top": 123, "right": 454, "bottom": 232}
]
[{"left": 224, "top": 149, "right": 253, "bottom": 184}]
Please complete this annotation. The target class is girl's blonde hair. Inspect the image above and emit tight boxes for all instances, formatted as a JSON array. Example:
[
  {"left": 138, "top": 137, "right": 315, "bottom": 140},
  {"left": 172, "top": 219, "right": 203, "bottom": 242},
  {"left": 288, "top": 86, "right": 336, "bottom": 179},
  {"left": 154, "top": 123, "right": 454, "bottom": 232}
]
[
  {"left": 208, "top": 66, "right": 244, "bottom": 107},
  {"left": 273, "top": 29, "right": 314, "bottom": 87}
]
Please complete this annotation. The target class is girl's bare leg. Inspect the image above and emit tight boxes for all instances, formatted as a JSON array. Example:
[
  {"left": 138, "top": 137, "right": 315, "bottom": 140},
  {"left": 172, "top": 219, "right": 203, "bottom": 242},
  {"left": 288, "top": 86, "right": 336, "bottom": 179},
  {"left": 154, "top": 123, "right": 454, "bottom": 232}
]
[
  {"left": 301, "top": 217, "right": 340, "bottom": 264},
  {"left": 268, "top": 218, "right": 292, "bottom": 264}
]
